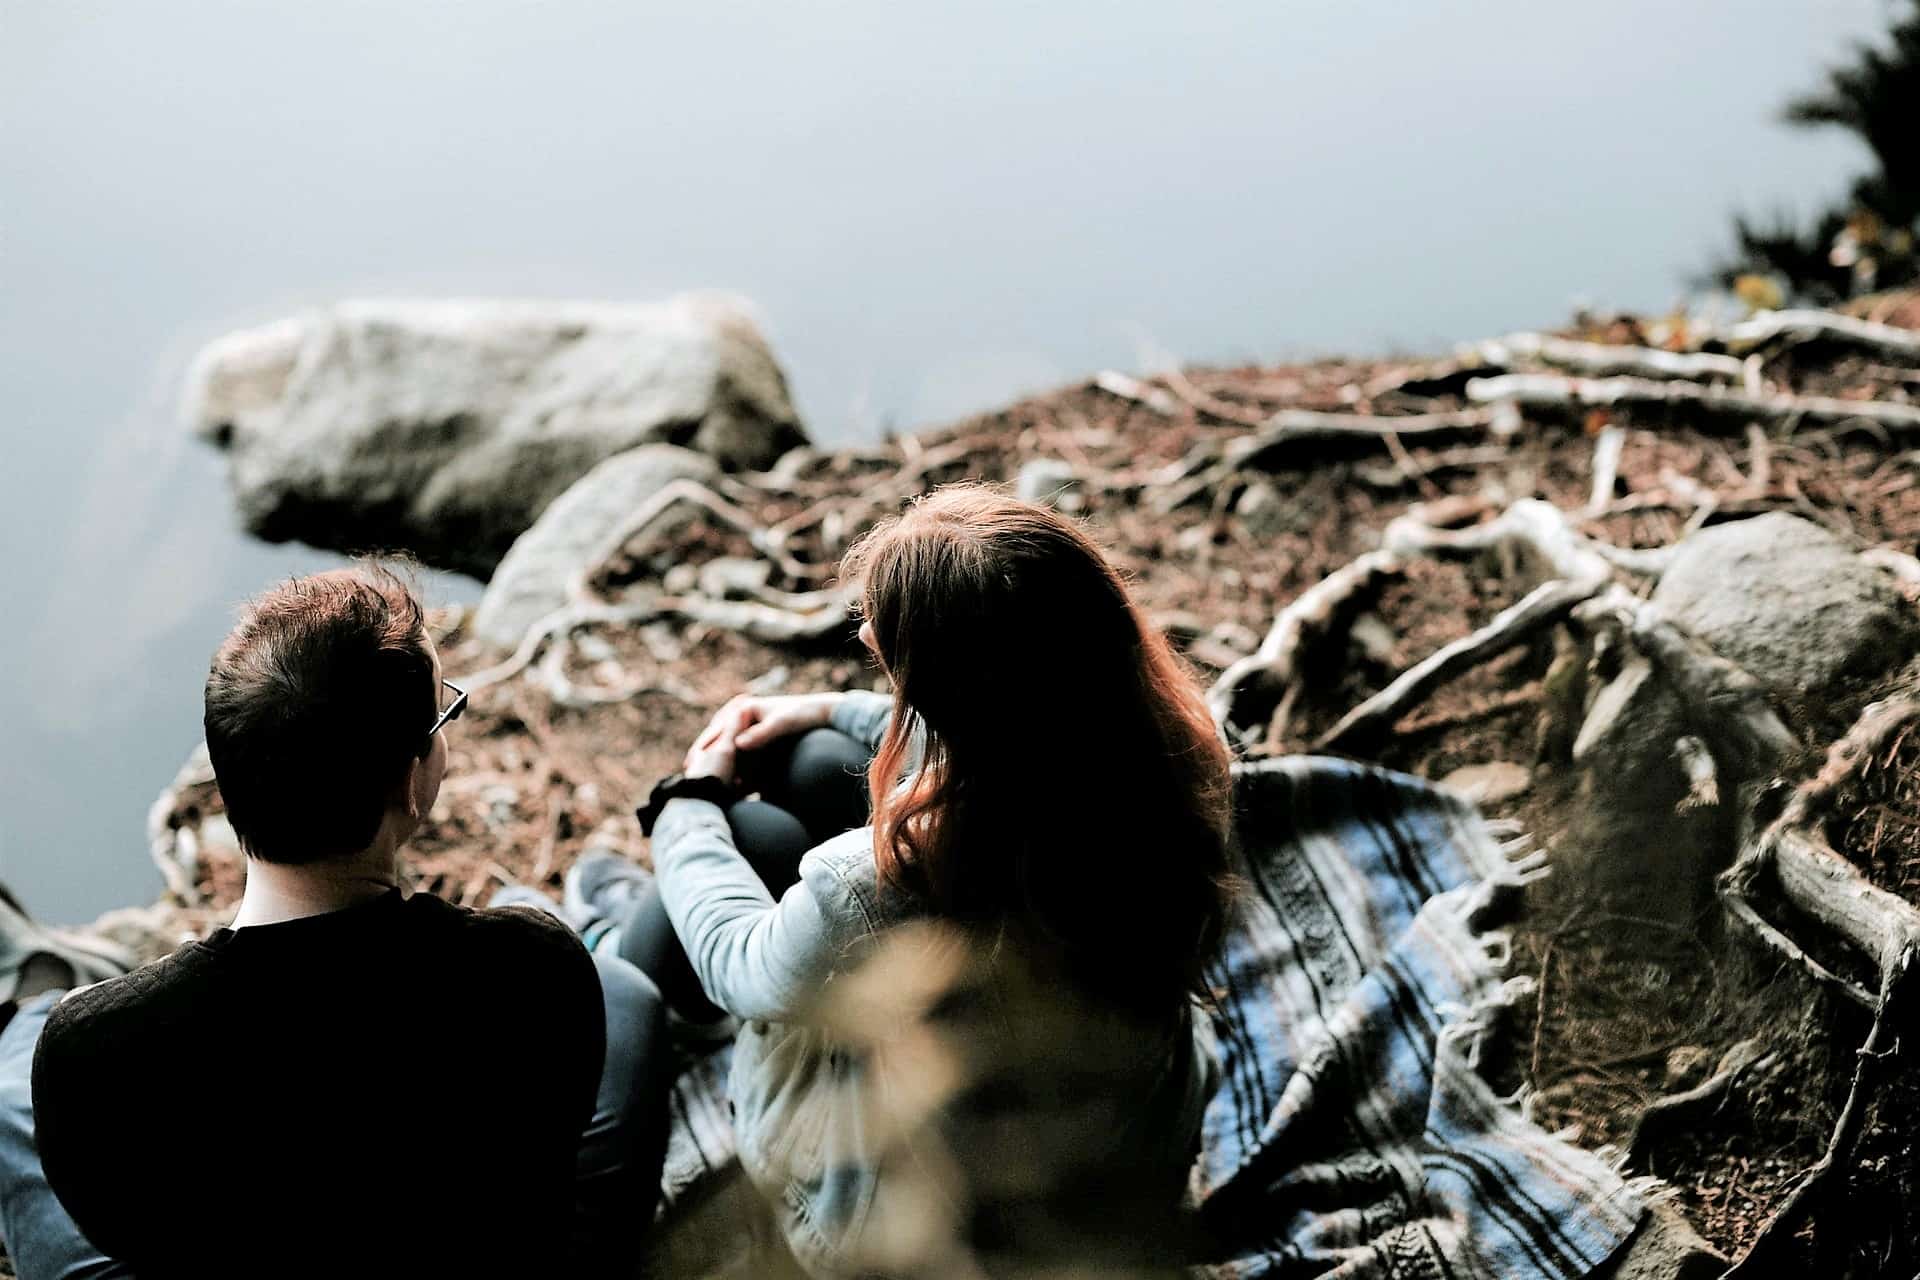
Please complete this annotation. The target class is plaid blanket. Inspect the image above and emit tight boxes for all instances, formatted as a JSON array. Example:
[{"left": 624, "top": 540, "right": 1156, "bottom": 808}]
[
  {"left": 657, "top": 756, "right": 1646, "bottom": 1278},
  {"left": 1194, "top": 756, "right": 1643, "bottom": 1278}
]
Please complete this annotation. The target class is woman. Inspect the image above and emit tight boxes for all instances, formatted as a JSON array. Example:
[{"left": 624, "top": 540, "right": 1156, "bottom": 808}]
[{"left": 608, "top": 485, "right": 1234, "bottom": 1277}]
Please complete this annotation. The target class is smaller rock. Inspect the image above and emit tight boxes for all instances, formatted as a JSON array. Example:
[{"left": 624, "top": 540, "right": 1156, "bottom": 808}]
[
  {"left": 473, "top": 444, "right": 718, "bottom": 650},
  {"left": 574, "top": 633, "right": 617, "bottom": 664},
  {"left": 1234, "top": 480, "right": 1290, "bottom": 540},
  {"left": 1664, "top": 1044, "right": 1715, "bottom": 1089},
  {"left": 698, "top": 558, "right": 773, "bottom": 599},
  {"left": 1015, "top": 459, "right": 1082, "bottom": 510},
  {"left": 1439, "top": 761, "right": 1531, "bottom": 806},
  {"left": 1348, "top": 612, "right": 1399, "bottom": 666}
]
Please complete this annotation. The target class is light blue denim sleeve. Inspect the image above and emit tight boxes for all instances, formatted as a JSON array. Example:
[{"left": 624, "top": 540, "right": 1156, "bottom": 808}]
[
  {"left": 651, "top": 797, "right": 876, "bottom": 1022},
  {"left": 829, "top": 690, "right": 895, "bottom": 753}
]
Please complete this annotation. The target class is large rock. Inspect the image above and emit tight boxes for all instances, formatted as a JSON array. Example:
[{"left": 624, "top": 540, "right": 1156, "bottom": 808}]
[
  {"left": 184, "top": 295, "right": 806, "bottom": 577},
  {"left": 1649, "top": 512, "right": 1914, "bottom": 701},
  {"left": 1559, "top": 513, "right": 1918, "bottom": 919},
  {"left": 472, "top": 444, "right": 718, "bottom": 650}
]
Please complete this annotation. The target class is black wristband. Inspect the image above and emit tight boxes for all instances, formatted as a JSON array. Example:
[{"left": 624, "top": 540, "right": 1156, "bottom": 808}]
[{"left": 636, "top": 773, "right": 739, "bottom": 836}]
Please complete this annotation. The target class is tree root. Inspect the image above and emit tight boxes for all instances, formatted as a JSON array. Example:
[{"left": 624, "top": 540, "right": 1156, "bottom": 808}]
[
  {"left": 1714, "top": 691, "right": 1920, "bottom": 1012},
  {"left": 1572, "top": 586, "right": 1802, "bottom": 775},
  {"left": 1206, "top": 548, "right": 1403, "bottom": 744},
  {"left": 1383, "top": 496, "right": 1617, "bottom": 585},
  {"left": 532, "top": 643, "right": 701, "bottom": 711},
  {"left": 1722, "top": 945, "right": 1917, "bottom": 1279},
  {"left": 1156, "top": 408, "right": 1496, "bottom": 512},
  {"left": 1717, "top": 309, "right": 1920, "bottom": 363},
  {"left": 1467, "top": 372, "right": 1920, "bottom": 434},
  {"left": 469, "top": 477, "right": 857, "bottom": 701},
  {"left": 1625, "top": 1037, "right": 1773, "bottom": 1164},
  {"left": 1779, "top": 696, "right": 1920, "bottom": 830},
  {"left": 1473, "top": 332, "right": 1747, "bottom": 382},
  {"left": 1586, "top": 424, "right": 1628, "bottom": 514},
  {"left": 1091, "top": 370, "right": 1182, "bottom": 417},
  {"left": 1231, "top": 499, "right": 1646, "bottom": 754},
  {"left": 1316, "top": 577, "right": 1599, "bottom": 753}
]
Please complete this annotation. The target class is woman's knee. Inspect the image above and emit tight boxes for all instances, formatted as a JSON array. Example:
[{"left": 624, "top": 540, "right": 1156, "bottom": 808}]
[
  {"left": 726, "top": 798, "right": 814, "bottom": 882},
  {"left": 784, "top": 728, "right": 872, "bottom": 835}
]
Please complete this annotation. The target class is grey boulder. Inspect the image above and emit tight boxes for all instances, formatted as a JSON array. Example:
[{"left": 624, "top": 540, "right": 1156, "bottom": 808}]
[
  {"left": 472, "top": 445, "right": 718, "bottom": 650},
  {"left": 1560, "top": 512, "right": 1918, "bottom": 920},
  {"left": 1649, "top": 511, "right": 1914, "bottom": 702},
  {"left": 184, "top": 294, "right": 806, "bottom": 578}
]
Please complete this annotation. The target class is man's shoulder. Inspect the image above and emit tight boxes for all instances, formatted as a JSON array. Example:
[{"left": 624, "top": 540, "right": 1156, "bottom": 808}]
[
  {"left": 411, "top": 895, "right": 599, "bottom": 1014},
  {"left": 39, "top": 941, "right": 212, "bottom": 1054},
  {"left": 419, "top": 894, "right": 590, "bottom": 966}
]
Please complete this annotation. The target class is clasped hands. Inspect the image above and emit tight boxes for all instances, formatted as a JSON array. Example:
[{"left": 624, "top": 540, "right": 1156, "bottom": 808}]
[{"left": 683, "top": 692, "right": 844, "bottom": 784}]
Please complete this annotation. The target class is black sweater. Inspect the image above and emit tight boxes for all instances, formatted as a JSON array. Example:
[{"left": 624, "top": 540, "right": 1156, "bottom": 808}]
[{"left": 32, "top": 890, "right": 603, "bottom": 1279}]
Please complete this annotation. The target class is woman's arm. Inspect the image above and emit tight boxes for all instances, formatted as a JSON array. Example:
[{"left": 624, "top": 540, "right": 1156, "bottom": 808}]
[
  {"left": 650, "top": 797, "right": 873, "bottom": 1023},
  {"left": 828, "top": 689, "right": 895, "bottom": 754}
]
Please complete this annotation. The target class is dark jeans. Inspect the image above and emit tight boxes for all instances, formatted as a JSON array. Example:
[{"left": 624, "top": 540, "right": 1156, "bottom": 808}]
[
  {"left": 618, "top": 727, "right": 872, "bottom": 1022},
  {"left": 0, "top": 950, "right": 668, "bottom": 1280}
]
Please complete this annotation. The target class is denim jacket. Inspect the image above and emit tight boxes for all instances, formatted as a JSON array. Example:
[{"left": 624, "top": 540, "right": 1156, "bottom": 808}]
[{"left": 652, "top": 691, "right": 1213, "bottom": 1277}]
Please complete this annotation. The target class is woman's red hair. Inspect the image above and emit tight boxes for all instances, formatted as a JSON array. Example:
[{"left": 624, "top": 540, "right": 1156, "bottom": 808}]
[{"left": 841, "top": 485, "right": 1234, "bottom": 1014}]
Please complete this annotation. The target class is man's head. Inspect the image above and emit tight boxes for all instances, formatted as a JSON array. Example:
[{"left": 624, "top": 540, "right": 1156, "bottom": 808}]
[{"left": 204, "top": 564, "right": 449, "bottom": 864}]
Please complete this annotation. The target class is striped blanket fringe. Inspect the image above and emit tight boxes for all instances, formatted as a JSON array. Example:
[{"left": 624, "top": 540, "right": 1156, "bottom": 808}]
[{"left": 1193, "top": 756, "right": 1645, "bottom": 1278}]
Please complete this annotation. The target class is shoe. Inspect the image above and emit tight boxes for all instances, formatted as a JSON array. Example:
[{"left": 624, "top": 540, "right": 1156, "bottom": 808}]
[
  {"left": 562, "top": 850, "right": 654, "bottom": 936},
  {"left": 0, "top": 883, "right": 134, "bottom": 1005}
]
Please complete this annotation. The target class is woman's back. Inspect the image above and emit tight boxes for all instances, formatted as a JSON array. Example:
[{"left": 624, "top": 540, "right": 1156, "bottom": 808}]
[
  {"left": 647, "top": 485, "right": 1234, "bottom": 1277},
  {"left": 724, "top": 827, "right": 1213, "bottom": 1278}
]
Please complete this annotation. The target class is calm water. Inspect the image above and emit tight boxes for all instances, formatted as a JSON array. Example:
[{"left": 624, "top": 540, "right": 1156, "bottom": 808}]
[{"left": 0, "top": 0, "right": 1888, "bottom": 922}]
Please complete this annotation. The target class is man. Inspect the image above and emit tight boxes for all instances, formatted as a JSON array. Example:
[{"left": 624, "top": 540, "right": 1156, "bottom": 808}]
[{"left": 0, "top": 565, "right": 670, "bottom": 1278}]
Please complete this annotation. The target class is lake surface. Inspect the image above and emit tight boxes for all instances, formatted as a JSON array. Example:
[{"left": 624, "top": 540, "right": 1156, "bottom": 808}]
[{"left": 0, "top": 0, "right": 1889, "bottom": 922}]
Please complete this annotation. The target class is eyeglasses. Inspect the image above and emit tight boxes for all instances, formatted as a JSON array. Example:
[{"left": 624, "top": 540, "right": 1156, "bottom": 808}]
[{"left": 428, "top": 679, "right": 468, "bottom": 742}]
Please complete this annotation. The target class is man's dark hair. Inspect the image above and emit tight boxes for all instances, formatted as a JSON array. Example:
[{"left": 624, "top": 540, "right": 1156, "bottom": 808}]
[{"left": 205, "top": 563, "right": 437, "bottom": 864}]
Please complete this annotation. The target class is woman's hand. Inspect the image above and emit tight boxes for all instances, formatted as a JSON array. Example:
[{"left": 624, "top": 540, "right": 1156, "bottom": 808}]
[
  {"left": 683, "top": 692, "right": 842, "bottom": 783},
  {"left": 683, "top": 730, "right": 738, "bottom": 784},
  {"left": 703, "top": 692, "right": 844, "bottom": 752}
]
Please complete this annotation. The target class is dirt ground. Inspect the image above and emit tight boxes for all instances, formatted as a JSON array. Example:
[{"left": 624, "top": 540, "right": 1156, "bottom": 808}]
[{"left": 144, "top": 305, "right": 1920, "bottom": 1275}]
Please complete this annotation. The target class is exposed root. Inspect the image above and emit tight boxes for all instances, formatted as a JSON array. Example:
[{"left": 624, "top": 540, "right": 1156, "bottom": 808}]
[
  {"left": 1672, "top": 735, "right": 1720, "bottom": 812},
  {"left": 1718, "top": 309, "right": 1920, "bottom": 363},
  {"left": 463, "top": 600, "right": 666, "bottom": 693},
  {"left": 1382, "top": 497, "right": 1615, "bottom": 585},
  {"left": 1625, "top": 1037, "right": 1773, "bottom": 1164},
  {"left": 1315, "top": 577, "right": 1599, "bottom": 753},
  {"left": 1472, "top": 332, "right": 1746, "bottom": 382},
  {"left": 1090, "top": 369, "right": 1181, "bottom": 417},
  {"left": 1573, "top": 587, "right": 1801, "bottom": 775},
  {"left": 1467, "top": 372, "right": 1920, "bottom": 434},
  {"left": 469, "top": 477, "right": 856, "bottom": 702},
  {"left": 1861, "top": 545, "right": 1920, "bottom": 592},
  {"left": 1586, "top": 424, "right": 1628, "bottom": 514},
  {"left": 532, "top": 644, "right": 701, "bottom": 711},
  {"left": 1723, "top": 946, "right": 1917, "bottom": 1278},
  {"left": 1780, "top": 696, "right": 1920, "bottom": 830},
  {"left": 1156, "top": 408, "right": 1495, "bottom": 512},
  {"left": 1206, "top": 548, "right": 1403, "bottom": 745}
]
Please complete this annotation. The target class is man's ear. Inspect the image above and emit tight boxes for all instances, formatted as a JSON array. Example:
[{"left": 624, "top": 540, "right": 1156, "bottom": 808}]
[{"left": 398, "top": 756, "right": 424, "bottom": 822}]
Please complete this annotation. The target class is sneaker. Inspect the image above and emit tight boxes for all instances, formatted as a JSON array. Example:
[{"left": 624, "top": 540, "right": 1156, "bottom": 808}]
[
  {"left": 0, "top": 883, "right": 134, "bottom": 1005},
  {"left": 562, "top": 850, "right": 654, "bottom": 936}
]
